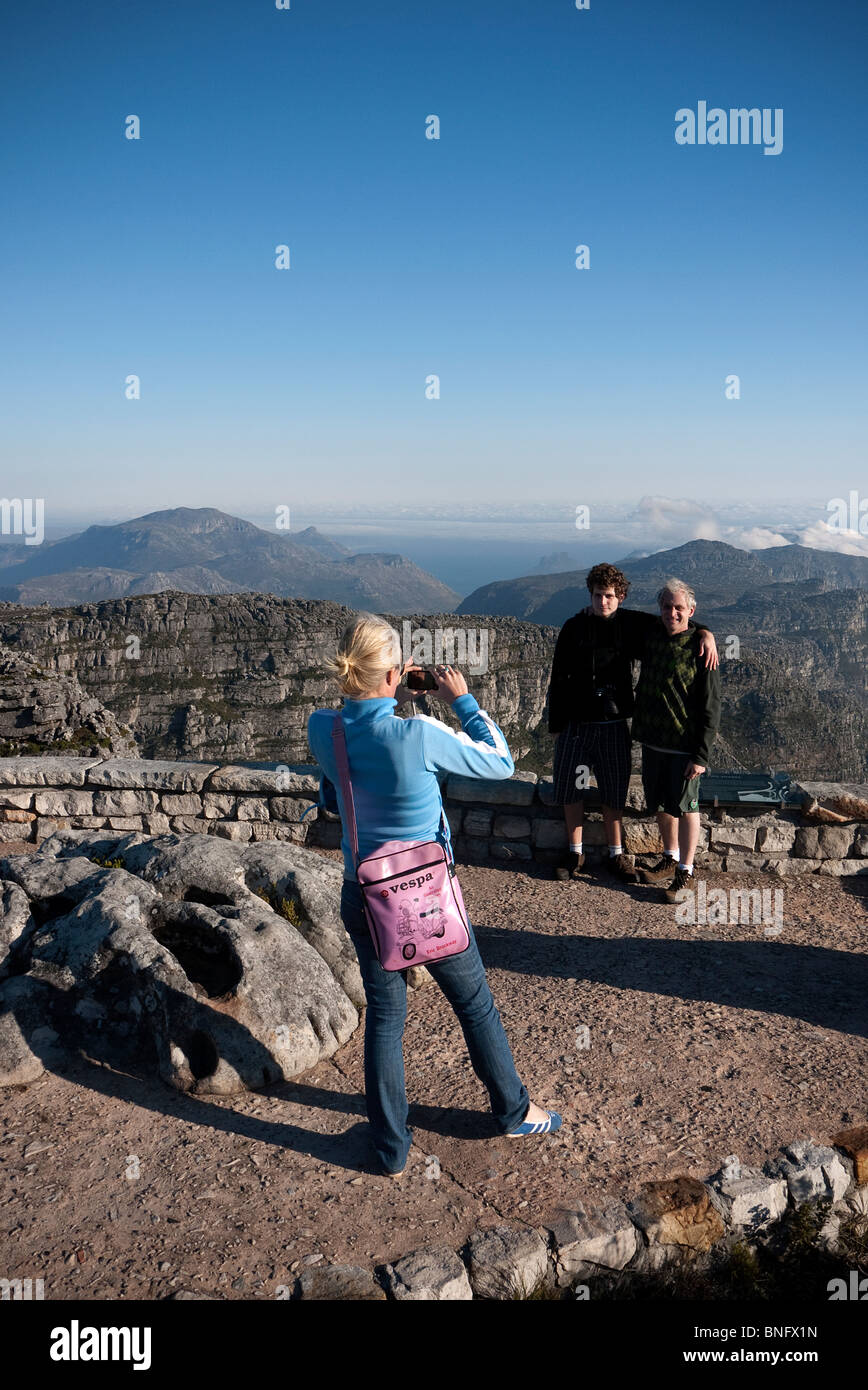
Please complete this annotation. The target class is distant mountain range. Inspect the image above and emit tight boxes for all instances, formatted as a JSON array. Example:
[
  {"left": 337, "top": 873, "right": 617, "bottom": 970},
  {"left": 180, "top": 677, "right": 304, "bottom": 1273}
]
[
  {"left": 0, "top": 507, "right": 459, "bottom": 614},
  {"left": 457, "top": 539, "right": 868, "bottom": 624}
]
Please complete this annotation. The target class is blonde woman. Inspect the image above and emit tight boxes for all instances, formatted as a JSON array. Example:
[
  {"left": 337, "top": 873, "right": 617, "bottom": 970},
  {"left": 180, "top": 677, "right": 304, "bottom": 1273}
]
[{"left": 307, "top": 613, "right": 561, "bottom": 1177}]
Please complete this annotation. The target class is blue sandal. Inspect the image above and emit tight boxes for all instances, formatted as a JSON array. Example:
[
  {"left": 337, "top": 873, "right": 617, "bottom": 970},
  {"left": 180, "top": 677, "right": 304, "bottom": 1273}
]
[{"left": 507, "top": 1109, "right": 562, "bottom": 1137}]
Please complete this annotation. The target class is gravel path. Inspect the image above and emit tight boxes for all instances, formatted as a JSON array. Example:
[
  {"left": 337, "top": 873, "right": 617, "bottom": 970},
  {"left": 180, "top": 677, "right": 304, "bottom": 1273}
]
[{"left": 1, "top": 842, "right": 865, "bottom": 1299}]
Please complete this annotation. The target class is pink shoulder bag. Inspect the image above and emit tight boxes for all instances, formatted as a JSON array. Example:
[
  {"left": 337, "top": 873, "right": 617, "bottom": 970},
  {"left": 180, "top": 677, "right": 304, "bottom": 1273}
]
[{"left": 331, "top": 714, "right": 470, "bottom": 971}]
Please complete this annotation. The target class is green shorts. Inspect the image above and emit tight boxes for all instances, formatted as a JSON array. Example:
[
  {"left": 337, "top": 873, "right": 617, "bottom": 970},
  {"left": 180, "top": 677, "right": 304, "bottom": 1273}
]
[{"left": 641, "top": 746, "right": 702, "bottom": 816}]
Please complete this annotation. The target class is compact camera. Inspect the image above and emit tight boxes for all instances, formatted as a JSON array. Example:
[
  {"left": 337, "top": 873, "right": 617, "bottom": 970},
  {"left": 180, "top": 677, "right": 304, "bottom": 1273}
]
[{"left": 405, "top": 667, "right": 439, "bottom": 692}]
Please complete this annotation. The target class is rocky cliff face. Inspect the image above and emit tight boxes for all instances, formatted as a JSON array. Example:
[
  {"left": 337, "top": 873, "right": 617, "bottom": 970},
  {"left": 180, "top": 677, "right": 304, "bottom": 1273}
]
[
  {"left": 0, "top": 592, "right": 861, "bottom": 780},
  {"left": 0, "top": 644, "right": 137, "bottom": 759},
  {"left": 0, "top": 595, "right": 554, "bottom": 766}
]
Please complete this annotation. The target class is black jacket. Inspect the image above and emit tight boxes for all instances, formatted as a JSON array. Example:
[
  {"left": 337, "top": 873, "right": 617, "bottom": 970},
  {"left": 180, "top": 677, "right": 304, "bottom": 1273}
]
[{"left": 546, "top": 608, "right": 705, "bottom": 734}]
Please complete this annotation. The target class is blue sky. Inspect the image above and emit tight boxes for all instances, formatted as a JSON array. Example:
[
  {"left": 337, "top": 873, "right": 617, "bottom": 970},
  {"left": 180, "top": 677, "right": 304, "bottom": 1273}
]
[{"left": 1, "top": 0, "right": 865, "bottom": 525}]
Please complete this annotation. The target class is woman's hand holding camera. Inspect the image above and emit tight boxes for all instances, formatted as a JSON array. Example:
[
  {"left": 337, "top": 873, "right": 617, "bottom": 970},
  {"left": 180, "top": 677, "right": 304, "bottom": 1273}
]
[
  {"left": 430, "top": 663, "right": 468, "bottom": 705},
  {"left": 395, "top": 660, "right": 468, "bottom": 707},
  {"left": 395, "top": 661, "right": 425, "bottom": 707}
]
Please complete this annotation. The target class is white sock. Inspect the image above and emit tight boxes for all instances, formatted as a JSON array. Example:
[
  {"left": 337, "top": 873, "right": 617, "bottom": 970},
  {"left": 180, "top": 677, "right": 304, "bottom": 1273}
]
[
  {"left": 570, "top": 840, "right": 583, "bottom": 853},
  {"left": 664, "top": 850, "right": 678, "bottom": 860},
  {"left": 608, "top": 845, "right": 622, "bottom": 856},
  {"left": 678, "top": 861, "right": 694, "bottom": 874}
]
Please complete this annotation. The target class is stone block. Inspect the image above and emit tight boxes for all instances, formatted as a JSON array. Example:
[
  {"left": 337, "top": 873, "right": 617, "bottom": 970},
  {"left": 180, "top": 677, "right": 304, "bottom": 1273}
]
[
  {"left": 714, "top": 1174, "right": 788, "bottom": 1232},
  {"left": 201, "top": 793, "right": 236, "bottom": 819},
  {"left": 35, "top": 817, "right": 68, "bottom": 840},
  {"left": 160, "top": 793, "right": 203, "bottom": 816},
  {"left": 462, "top": 810, "right": 492, "bottom": 837},
  {"left": 208, "top": 764, "right": 319, "bottom": 794},
  {"left": 93, "top": 789, "right": 160, "bottom": 816},
  {"left": 142, "top": 813, "right": 171, "bottom": 835},
  {"left": 579, "top": 820, "right": 607, "bottom": 846},
  {"left": 817, "top": 860, "right": 868, "bottom": 876},
  {"left": 769, "top": 858, "right": 822, "bottom": 877},
  {"left": 831, "top": 1125, "right": 868, "bottom": 1185},
  {"left": 212, "top": 821, "right": 253, "bottom": 842},
  {"left": 0, "top": 790, "right": 36, "bottom": 810},
  {"left": 490, "top": 840, "right": 532, "bottom": 862},
  {"left": 0, "top": 809, "right": 36, "bottom": 823},
  {"left": 294, "top": 1265, "right": 386, "bottom": 1301},
  {"left": 724, "top": 854, "right": 775, "bottom": 873},
  {"left": 623, "top": 819, "right": 663, "bottom": 855},
  {"left": 169, "top": 816, "right": 211, "bottom": 836},
  {"left": 86, "top": 759, "right": 217, "bottom": 791},
  {"left": 0, "top": 822, "right": 34, "bottom": 842},
  {"left": 33, "top": 789, "right": 95, "bottom": 817},
  {"left": 384, "top": 1246, "right": 473, "bottom": 1301},
  {"left": 0, "top": 757, "right": 99, "bottom": 787},
  {"left": 465, "top": 1225, "right": 549, "bottom": 1299},
  {"left": 446, "top": 772, "right": 537, "bottom": 806},
  {"left": 236, "top": 797, "right": 271, "bottom": 822},
  {"left": 625, "top": 777, "right": 645, "bottom": 811},
  {"left": 492, "top": 815, "right": 531, "bottom": 840},
  {"left": 710, "top": 823, "right": 757, "bottom": 851},
  {"left": 444, "top": 808, "right": 462, "bottom": 836},
  {"left": 794, "top": 825, "right": 855, "bottom": 860},
  {"left": 627, "top": 1176, "right": 725, "bottom": 1251},
  {"left": 269, "top": 796, "right": 314, "bottom": 823},
  {"left": 764, "top": 1139, "right": 854, "bottom": 1205},
  {"left": 107, "top": 817, "right": 144, "bottom": 831},
  {"left": 544, "top": 1201, "right": 640, "bottom": 1284},
  {"left": 756, "top": 823, "right": 797, "bottom": 852}
]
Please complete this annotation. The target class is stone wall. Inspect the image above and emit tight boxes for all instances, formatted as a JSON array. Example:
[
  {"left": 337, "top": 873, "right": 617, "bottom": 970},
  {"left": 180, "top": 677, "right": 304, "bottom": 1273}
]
[
  {"left": 1, "top": 758, "right": 866, "bottom": 878},
  {"left": 291, "top": 1129, "right": 868, "bottom": 1299}
]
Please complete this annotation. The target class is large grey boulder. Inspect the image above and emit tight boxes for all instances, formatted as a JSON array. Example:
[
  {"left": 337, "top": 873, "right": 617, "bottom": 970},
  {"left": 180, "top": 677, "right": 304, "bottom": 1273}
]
[
  {"left": 43, "top": 826, "right": 366, "bottom": 1009},
  {"left": 0, "top": 828, "right": 362, "bottom": 1092}
]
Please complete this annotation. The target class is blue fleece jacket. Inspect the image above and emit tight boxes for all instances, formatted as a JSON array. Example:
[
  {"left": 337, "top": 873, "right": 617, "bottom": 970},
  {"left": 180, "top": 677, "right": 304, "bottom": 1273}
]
[{"left": 306, "top": 693, "right": 514, "bottom": 880}]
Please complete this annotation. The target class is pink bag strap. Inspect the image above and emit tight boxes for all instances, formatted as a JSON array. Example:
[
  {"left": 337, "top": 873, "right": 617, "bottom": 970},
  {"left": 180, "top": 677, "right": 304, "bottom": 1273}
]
[
  {"left": 331, "top": 712, "right": 452, "bottom": 870},
  {"left": 331, "top": 714, "right": 360, "bottom": 868}
]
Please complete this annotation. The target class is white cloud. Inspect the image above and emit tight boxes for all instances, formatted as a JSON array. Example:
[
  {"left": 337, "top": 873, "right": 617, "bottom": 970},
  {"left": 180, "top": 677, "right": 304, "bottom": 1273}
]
[
  {"left": 725, "top": 526, "right": 790, "bottom": 550},
  {"left": 628, "top": 496, "right": 721, "bottom": 544},
  {"left": 794, "top": 520, "right": 868, "bottom": 556}
]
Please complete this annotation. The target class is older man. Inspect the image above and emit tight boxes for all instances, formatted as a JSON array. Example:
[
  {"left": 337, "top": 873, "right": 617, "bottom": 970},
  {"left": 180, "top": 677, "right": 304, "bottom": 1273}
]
[{"left": 631, "top": 578, "right": 722, "bottom": 903}]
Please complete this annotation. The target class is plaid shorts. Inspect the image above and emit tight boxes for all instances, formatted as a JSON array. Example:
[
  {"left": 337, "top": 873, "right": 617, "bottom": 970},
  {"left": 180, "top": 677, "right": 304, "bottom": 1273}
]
[{"left": 551, "top": 719, "right": 631, "bottom": 808}]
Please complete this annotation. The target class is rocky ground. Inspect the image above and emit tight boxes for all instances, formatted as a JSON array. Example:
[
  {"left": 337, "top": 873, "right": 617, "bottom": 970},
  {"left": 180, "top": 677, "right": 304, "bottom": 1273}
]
[{"left": 0, "top": 836, "right": 865, "bottom": 1300}]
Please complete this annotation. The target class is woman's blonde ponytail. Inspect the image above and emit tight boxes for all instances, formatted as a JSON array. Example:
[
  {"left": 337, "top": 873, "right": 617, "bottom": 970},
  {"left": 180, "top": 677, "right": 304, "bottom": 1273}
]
[{"left": 323, "top": 613, "right": 402, "bottom": 697}]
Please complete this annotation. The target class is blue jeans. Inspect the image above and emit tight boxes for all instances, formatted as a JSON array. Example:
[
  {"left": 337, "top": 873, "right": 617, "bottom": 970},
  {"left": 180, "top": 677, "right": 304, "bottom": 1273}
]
[{"left": 339, "top": 878, "right": 530, "bottom": 1172}]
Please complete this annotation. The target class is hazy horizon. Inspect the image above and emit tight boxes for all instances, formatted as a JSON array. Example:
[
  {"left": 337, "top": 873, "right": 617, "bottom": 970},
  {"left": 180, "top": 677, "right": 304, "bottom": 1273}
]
[{"left": 0, "top": 494, "right": 865, "bottom": 599}]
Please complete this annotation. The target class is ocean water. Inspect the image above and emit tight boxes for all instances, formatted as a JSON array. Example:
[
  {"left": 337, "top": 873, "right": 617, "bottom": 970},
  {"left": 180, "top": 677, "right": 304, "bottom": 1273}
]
[{"left": 293, "top": 519, "right": 622, "bottom": 599}]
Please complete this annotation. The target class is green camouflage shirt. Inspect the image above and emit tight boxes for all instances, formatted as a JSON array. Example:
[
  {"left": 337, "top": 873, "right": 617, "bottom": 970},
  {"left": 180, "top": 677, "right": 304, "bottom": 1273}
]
[{"left": 631, "top": 622, "right": 721, "bottom": 765}]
